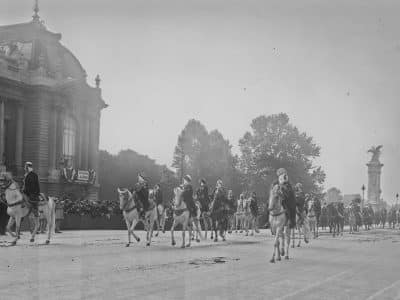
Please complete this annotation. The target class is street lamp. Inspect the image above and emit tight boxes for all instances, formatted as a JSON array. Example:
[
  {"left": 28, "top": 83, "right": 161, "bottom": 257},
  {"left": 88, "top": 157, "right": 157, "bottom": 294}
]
[{"left": 361, "top": 184, "right": 366, "bottom": 211}]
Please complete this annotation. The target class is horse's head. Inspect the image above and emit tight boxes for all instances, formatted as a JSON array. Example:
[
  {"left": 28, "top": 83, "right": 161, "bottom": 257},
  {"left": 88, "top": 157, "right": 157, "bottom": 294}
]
[
  {"left": 268, "top": 183, "right": 282, "bottom": 212},
  {"left": 0, "top": 172, "right": 14, "bottom": 190},
  {"left": 117, "top": 188, "right": 132, "bottom": 210}
]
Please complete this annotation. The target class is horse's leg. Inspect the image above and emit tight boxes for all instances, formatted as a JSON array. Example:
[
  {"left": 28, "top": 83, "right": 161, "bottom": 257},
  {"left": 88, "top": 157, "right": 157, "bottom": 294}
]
[
  {"left": 270, "top": 229, "right": 278, "bottom": 263},
  {"left": 30, "top": 214, "right": 39, "bottom": 243},
  {"left": 11, "top": 216, "right": 23, "bottom": 245},
  {"left": 291, "top": 227, "right": 295, "bottom": 248},
  {"left": 213, "top": 219, "right": 218, "bottom": 242},
  {"left": 6, "top": 217, "right": 16, "bottom": 238},
  {"left": 297, "top": 226, "right": 301, "bottom": 247},
  {"left": 285, "top": 227, "right": 290, "bottom": 260},
  {"left": 186, "top": 219, "right": 192, "bottom": 248},
  {"left": 181, "top": 219, "right": 186, "bottom": 248},
  {"left": 130, "top": 219, "right": 140, "bottom": 243},
  {"left": 203, "top": 215, "right": 208, "bottom": 240},
  {"left": 171, "top": 219, "right": 176, "bottom": 246},
  {"left": 125, "top": 219, "right": 132, "bottom": 247}
]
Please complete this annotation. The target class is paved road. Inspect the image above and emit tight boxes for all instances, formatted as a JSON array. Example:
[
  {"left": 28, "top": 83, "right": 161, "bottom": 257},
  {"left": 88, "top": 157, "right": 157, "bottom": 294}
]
[{"left": 1, "top": 228, "right": 400, "bottom": 300}]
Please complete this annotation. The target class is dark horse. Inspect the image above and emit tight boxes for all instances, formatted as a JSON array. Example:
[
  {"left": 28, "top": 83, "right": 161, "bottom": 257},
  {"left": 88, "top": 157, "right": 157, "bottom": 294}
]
[
  {"left": 209, "top": 187, "right": 232, "bottom": 242},
  {"left": 327, "top": 202, "right": 341, "bottom": 237}
]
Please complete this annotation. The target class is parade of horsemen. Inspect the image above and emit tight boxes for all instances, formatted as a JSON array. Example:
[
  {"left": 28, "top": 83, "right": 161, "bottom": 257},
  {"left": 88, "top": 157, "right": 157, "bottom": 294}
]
[{"left": 2, "top": 159, "right": 399, "bottom": 264}]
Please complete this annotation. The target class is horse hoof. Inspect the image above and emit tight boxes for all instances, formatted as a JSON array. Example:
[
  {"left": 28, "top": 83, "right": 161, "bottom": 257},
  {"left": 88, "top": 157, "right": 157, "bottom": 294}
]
[
  {"left": 281, "top": 250, "right": 285, "bottom": 256},
  {"left": 30, "top": 238, "right": 34, "bottom": 243},
  {"left": 196, "top": 239, "right": 200, "bottom": 243},
  {"left": 180, "top": 245, "right": 185, "bottom": 249},
  {"left": 277, "top": 257, "right": 281, "bottom": 261},
  {"left": 297, "top": 245, "right": 300, "bottom": 248},
  {"left": 222, "top": 238, "right": 226, "bottom": 242},
  {"left": 126, "top": 243, "right": 130, "bottom": 247},
  {"left": 172, "top": 241, "right": 176, "bottom": 246},
  {"left": 155, "top": 233, "right": 159, "bottom": 237},
  {"left": 45, "top": 240, "right": 50, "bottom": 245},
  {"left": 285, "top": 256, "right": 289, "bottom": 260},
  {"left": 146, "top": 242, "right": 150, "bottom": 247},
  {"left": 270, "top": 259, "right": 275, "bottom": 263},
  {"left": 291, "top": 245, "right": 295, "bottom": 249},
  {"left": 136, "top": 237, "right": 140, "bottom": 242},
  {"left": 214, "top": 239, "right": 218, "bottom": 242},
  {"left": 186, "top": 244, "right": 191, "bottom": 248},
  {"left": 10, "top": 241, "right": 16, "bottom": 246}
]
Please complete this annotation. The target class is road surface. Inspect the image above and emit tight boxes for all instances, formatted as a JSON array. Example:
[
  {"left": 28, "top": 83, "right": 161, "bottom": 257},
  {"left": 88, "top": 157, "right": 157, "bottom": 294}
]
[{"left": 1, "top": 228, "right": 400, "bottom": 300}]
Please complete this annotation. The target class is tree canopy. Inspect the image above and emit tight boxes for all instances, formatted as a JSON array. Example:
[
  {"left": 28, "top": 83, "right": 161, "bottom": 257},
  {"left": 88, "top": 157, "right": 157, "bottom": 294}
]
[
  {"left": 98, "top": 149, "right": 178, "bottom": 202},
  {"left": 172, "top": 119, "right": 242, "bottom": 194},
  {"left": 239, "top": 113, "right": 325, "bottom": 196}
]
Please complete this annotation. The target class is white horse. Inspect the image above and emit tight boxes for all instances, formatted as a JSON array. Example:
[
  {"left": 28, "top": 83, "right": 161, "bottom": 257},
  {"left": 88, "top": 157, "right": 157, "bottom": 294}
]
[
  {"left": 170, "top": 187, "right": 202, "bottom": 248},
  {"left": 268, "top": 184, "right": 291, "bottom": 263},
  {"left": 1, "top": 174, "right": 55, "bottom": 246},
  {"left": 117, "top": 188, "right": 158, "bottom": 247},
  {"left": 234, "top": 195, "right": 245, "bottom": 233}
]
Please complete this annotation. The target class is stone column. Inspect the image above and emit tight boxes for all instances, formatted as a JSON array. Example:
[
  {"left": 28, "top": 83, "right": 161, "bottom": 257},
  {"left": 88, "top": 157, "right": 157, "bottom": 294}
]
[
  {"left": 82, "top": 117, "right": 90, "bottom": 170},
  {"left": 89, "top": 114, "right": 100, "bottom": 184},
  {"left": 367, "top": 161, "right": 383, "bottom": 211},
  {"left": 48, "top": 106, "right": 60, "bottom": 181},
  {"left": 0, "top": 99, "right": 5, "bottom": 171},
  {"left": 15, "top": 102, "right": 24, "bottom": 176}
]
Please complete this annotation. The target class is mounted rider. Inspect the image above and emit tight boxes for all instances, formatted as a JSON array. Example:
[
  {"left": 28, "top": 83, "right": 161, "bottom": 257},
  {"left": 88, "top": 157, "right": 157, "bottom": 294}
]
[
  {"left": 275, "top": 168, "right": 296, "bottom": 229},
  {"left": 135, "top": 173, "right": 149, "bottom": 219},
  {"left": 181, "top": 175, "right": 196, "bottom": 217},
  {"left": 294, "top": 183, "right": 306, "bottom": 225},
  {"left": 22, "top": 162, "right": 40, "bottom": 217},
  {"left": 196, "top": 178, "right": 210, "bottom": 214}
]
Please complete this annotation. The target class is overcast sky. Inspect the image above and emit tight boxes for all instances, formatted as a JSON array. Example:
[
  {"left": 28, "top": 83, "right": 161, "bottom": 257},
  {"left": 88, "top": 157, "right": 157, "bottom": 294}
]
[{"left": 2, "top": 0, "right": 400, "bottom": 203}]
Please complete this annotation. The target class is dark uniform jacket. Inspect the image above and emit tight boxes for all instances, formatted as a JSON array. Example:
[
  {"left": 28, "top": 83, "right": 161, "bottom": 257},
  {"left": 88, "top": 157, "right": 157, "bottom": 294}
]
[
  {"left": 295, "top": 191, "right": 306, "bottom": 216},
  {"left": 135, "top": 182, "right": 149, "bottom": 211},
  {"left": 278, "top": 181, "right": 296, "bottom": 229},
  {"left": 182, "top": 184, "right": 196, "bottom": 216},
  {"left": 249, "top": 196, "right": 258, "bottom": 217},
  {"left": 196, "top": 185, "right": 210, "bottom": 213},
  {"left": 154, "top": 189, "right": 163, "bottom": 206},
  {"left": 23, "top": 171, "right": 40, "bottom": 201}
]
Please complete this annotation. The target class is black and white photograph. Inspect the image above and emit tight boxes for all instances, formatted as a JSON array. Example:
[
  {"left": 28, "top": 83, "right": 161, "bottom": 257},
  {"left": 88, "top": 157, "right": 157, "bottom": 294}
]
[{"left": 1, "top": 0, "right": 400, "bottom": 299}]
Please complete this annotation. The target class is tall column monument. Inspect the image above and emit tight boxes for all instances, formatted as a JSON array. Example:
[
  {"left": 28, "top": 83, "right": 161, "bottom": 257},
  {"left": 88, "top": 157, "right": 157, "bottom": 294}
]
[{"left": 366, "top": 145, "right": 383, "bottom": 210}]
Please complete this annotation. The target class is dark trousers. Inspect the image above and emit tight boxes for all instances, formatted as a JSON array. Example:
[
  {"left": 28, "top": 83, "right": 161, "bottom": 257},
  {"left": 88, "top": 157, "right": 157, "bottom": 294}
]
[{"left": 0, "top": 203, "right": 9, "bottom": 234}]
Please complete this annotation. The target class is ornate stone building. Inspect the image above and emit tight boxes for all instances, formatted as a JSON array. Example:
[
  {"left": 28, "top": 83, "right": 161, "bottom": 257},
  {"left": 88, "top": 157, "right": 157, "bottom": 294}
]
[{"left": 0, "top": 8, "right": 107, "bottom": 201}]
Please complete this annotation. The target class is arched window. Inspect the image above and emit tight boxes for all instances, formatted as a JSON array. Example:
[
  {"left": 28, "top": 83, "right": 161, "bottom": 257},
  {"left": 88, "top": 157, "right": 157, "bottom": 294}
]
[{"left": 62, "top": 115, "right": 77, "bottom": 166}]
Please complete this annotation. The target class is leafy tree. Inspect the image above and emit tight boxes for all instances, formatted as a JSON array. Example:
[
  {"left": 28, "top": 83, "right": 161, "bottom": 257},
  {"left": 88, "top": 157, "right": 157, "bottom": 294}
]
[
  {"left": 239, "top": 113, "right": 325, "bottom": 197},
  {"left": 98, "top": 149, "right": 175, "bottom": 202},
  {"left": 172, "top": 119, "right": 241, "bottom": 194}
]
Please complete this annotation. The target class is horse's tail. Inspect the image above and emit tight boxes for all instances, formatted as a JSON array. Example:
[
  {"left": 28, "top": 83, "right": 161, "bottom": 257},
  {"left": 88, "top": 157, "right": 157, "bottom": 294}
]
[{"left": 48, "top": 197, "right": 56, "bottom": 235}]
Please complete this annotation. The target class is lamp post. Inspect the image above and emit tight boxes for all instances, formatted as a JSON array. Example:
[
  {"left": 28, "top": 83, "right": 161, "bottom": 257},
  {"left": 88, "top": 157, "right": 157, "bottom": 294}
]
[{"left": 361, "top": 184, "right": 366, "bottom": 212}]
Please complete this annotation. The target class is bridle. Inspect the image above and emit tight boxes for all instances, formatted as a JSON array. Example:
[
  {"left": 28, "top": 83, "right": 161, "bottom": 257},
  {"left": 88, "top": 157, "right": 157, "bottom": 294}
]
[
  {"left": 0, "top": 179, "right": 26, "bottom": 207},
  {"left": 120, "top": 190, "right": 137, "bottom": 213}
]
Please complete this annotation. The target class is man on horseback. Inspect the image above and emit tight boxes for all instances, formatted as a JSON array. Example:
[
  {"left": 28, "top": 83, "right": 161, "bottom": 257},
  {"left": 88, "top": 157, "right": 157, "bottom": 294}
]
[
  {"left": 196, "top": 178, "right": 210, "bottom": 214},
  {"left": 23, "top": 162, "right": 40, "bottom": 217},
  {"left": 275, "top": 168, "right": 296, "bottom": 229},
  {"left": 135, "top": 173, "right": 149, "bottom": 219},
  {"left": 181, "top": 175, "right": 196, "bottom": 217},
  {"left": 294, "top": 183, "right": 306, "bottom": 226}
]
